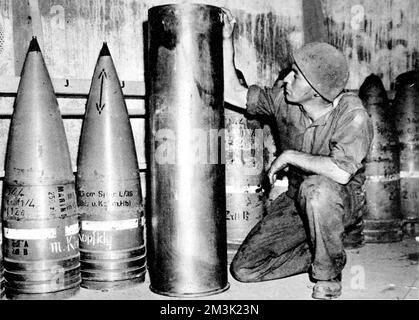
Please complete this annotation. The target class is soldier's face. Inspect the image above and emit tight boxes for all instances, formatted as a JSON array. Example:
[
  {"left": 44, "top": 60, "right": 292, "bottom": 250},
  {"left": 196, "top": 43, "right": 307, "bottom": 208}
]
[{"left": 283, "top": 64, "right": 314, "bottom": 105}]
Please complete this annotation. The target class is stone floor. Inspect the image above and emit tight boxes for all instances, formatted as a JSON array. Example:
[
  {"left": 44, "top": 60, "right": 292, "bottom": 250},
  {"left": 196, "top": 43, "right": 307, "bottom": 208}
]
[{"left": 69, "top": 237, "right": 419, "bottom": 300}]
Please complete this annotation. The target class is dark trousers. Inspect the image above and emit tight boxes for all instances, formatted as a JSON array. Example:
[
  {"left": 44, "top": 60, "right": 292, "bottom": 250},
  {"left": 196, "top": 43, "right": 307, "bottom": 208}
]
[{"left": 230, "top": 175, "right": 365, "bottom": 282}]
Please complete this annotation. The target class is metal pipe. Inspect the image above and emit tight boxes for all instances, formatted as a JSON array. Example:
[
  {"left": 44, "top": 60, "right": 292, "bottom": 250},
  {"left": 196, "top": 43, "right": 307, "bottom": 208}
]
[{"left": 0, "top": 76, "right": 145, "bottom": 98}]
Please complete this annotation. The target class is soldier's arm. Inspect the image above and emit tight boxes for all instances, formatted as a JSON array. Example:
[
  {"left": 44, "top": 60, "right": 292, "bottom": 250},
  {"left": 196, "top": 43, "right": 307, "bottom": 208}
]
[
  {"left": 268, "top": 107, "right": 373, "bottom": 186},
  {"left": 222, "top": 8, "right": 248, "bottom": 110},
  {"left": 268, "top": 151, "right": 351, "bottom": 185}
]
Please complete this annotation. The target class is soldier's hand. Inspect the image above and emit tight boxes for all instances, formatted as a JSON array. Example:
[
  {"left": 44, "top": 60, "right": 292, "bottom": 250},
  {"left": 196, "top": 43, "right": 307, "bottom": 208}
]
[
  {"left": 221, "top": 7, "right": 236, "bottom": 40},
  {"left": 267, "top": 153, "right": 290, "bottom": 186}
]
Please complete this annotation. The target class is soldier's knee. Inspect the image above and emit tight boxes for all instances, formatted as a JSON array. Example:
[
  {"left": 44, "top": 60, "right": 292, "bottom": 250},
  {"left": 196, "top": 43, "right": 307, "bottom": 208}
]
[
  {"left": 298, "top": 175, "right": 337, "bottom": 210},
  {"left": 229, "top": 257, "right": 258, "bottom": 283}
]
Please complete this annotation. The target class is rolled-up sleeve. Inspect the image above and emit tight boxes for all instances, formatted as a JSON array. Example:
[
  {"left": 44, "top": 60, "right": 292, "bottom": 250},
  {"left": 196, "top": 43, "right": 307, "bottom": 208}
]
[
  {"left": 246, "top": 82, "right": 284, "bottom": 117},
  {"left": 329, "top": 109, "right": 373, "bottom": 176}
]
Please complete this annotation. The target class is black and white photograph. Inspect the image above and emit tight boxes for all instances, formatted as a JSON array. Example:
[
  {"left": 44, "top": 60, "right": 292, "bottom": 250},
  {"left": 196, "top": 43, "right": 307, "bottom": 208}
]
[{"left": 0, "top": 0, "right": 417, "bottom": 312}]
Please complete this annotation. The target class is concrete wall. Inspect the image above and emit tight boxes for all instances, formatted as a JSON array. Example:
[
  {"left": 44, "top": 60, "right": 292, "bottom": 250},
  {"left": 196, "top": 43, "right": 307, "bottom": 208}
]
[
  {"left": 0, "top": 0, "right": 418, "bottom": 200},
  {"left": 0, "top": 0, "right": 305, "bottom": 200},
  {"left": 323, "top": 0, "right": 419, "bottom": 90}
]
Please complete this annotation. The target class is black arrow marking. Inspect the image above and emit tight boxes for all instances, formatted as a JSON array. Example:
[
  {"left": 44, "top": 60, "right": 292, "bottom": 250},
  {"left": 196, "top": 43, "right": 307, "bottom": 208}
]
[{"left": 96, "top": 69, "right": 107, "bottom": 115}]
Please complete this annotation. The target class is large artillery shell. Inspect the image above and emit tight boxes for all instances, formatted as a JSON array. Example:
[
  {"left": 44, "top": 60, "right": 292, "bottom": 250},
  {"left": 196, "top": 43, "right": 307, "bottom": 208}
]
[
  {"left": 0, "top": 221, "right": 4, "bottom": 300},
  {"left": 359, "top": 74, "right": 402, "bottom": 243},
  {"left": 2, "top": 38, "right": 80, "bottom": 300},
  {"left": 147, "top": 4, "right": 229, "bottom": 297},
  {"left": 393, "top": 70, "right": 419, "bottom": 237},
  {"left": 225, "top": 110, "right": 265, "bottom": 263},
  {"left": 76, "top": 43, "right": 146, "bottom": 290}
]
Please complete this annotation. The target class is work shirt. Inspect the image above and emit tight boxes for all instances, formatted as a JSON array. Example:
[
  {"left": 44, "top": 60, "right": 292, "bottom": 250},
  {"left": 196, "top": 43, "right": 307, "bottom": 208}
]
[{"left": 246, "top": 80, "right": 374, "bottom": 198}]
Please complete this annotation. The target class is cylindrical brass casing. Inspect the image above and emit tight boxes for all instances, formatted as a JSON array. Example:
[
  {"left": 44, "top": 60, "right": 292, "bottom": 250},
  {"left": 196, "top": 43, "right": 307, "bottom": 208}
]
[{"left": 147, "top": 4, "right": 229, "bottom": 297}]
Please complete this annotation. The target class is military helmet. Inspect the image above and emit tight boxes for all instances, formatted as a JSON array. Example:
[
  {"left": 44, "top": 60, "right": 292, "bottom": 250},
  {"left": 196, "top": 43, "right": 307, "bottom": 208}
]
[{"left": 293, "top": 42, "right": 349, "bottom": 102}]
